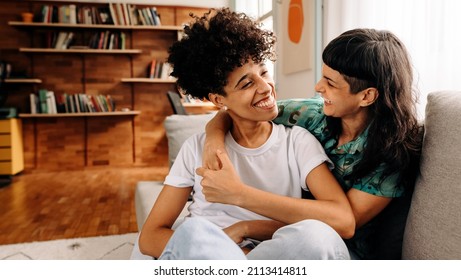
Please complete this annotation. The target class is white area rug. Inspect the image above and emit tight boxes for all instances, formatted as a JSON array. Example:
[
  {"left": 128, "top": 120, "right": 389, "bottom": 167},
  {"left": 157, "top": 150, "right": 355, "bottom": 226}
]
[{"left": 0, "top": 233, "right": 138, "bottom": 260}]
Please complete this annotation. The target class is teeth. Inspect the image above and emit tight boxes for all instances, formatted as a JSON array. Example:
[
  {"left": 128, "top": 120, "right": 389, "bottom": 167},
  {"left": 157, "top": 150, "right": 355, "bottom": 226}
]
[
  {"left": 323, "top": 98, "right": 333, "bottom": 104},
  {"left": 255, "top": 95, "right": 275, "bottom": 108}
]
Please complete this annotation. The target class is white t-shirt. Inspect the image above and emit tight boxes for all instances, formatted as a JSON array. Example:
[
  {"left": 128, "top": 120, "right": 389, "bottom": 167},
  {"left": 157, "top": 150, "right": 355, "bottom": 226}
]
[{"left": 164, "top": 122, "right": 332, "bottom": 228}]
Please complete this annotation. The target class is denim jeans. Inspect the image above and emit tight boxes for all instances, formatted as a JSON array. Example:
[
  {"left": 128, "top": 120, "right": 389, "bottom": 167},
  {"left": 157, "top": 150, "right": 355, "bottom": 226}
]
[{"left": 156, "top": 217, "right": 350, "bottom": 260}]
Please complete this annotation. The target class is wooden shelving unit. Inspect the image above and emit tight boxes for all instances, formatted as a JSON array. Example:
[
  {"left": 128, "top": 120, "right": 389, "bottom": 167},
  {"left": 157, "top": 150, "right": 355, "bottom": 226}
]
[
  {"left": 0, "top": 1, "right": 209, "bottom": 172},
  {"left": 4, "top": 78, "right": 42, "bottom": 83},
  {"left": 19, "top": 48, "right": 142, "bottom": 54},
  {"left": 8, "top": 21, "right": 183, "bottom": 31},
  {"left": 121, "top": 78, "right": 176, "bottom": 83},
  {"left": 19, "top": 111, "right": 140, "bottom": 118}
]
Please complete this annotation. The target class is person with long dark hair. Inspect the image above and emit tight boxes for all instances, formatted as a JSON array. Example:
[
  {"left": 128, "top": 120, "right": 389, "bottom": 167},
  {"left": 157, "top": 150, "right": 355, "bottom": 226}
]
[{"left": 203, "top": 28, "right": 422, "bottom": 259}]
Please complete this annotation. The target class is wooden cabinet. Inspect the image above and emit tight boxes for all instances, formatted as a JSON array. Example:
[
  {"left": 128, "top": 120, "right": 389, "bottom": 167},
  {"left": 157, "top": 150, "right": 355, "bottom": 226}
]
[
  {"left": 0, "top": 1, "right": 209, "bottom": 172},
  {"left": 0, "top": 118, "right": 24, "bottom": 175}
]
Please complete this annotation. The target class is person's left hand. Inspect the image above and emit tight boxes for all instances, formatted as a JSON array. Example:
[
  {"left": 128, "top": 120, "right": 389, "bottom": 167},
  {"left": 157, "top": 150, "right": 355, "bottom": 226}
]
[{"left": 196, "top": 149, "right": 246, "bottom": 205}]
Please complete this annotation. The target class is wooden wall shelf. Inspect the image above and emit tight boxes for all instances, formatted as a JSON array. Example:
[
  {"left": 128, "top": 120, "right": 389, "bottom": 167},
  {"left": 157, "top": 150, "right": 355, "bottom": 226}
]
[
  {"left": 183, "top": 102, "right": 217, "bottom": 108},
  {"left": 8, "top": 21, "right": 182, "bottom": 31},
  {"left": 19, "top": 111, "right": 140, "bottom": 118},
  {"left": 19, "top": 48, "right": 142, "bottom": 54},
  {"left": 0, "top": 1, "right": 210, "bottom": 172},
  {"left": 121, "top": 78, "right": 176, "bottom": 83},
  {"left": 5, "top": 78, "right": 42, "bottom": 83}
]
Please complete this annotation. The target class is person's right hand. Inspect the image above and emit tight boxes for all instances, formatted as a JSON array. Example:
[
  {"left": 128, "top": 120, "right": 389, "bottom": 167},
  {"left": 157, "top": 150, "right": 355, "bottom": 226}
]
[{"left": 223, "top": 221, "right": 247, "bottom": 244}]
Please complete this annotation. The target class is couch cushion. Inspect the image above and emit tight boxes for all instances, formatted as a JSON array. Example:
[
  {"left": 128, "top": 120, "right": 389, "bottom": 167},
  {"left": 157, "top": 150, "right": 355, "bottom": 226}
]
[
  {"left": 402, "top": 91, "right": 461, "bottom": 259},
  {"left": 135, "top": 181, "right": 191, "bottom": 231},
  {"left": 164, "top": 112, "right": 216, "bottom": 166}
]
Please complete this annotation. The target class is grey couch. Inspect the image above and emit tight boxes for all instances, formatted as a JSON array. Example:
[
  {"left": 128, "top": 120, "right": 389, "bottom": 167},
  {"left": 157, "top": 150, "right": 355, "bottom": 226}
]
[{"left": 134, "top": 91, "right": 461, "bottom": 259}]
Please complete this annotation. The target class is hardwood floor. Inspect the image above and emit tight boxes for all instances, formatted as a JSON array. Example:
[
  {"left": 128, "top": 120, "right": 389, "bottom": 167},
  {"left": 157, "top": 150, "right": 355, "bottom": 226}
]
[{"left": 0, "top": 166, "right": 169, "bottom": 245}]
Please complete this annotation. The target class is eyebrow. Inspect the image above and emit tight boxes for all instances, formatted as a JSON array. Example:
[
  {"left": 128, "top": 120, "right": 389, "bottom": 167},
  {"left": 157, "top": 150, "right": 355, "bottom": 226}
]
[
  {"left": 235, "top": 74, "right": 249, "bottom": 89},
  {"left": 324, "top": 75, "right": 338, "bottom": 85},
  {"left": 234, "top": 63, "right": 267, "bottom": 89}
]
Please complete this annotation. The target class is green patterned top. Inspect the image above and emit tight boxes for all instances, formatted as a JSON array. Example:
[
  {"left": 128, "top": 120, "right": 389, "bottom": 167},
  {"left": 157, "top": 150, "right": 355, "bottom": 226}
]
[{"left": 274, "top": 96, "right": 403, "bottom": 197}]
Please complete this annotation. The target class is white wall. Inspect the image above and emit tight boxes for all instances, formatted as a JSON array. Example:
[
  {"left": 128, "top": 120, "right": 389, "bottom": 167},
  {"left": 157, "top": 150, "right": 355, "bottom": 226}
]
[{"left": 273, "top": 0, "right": 319, "bottom": 100}]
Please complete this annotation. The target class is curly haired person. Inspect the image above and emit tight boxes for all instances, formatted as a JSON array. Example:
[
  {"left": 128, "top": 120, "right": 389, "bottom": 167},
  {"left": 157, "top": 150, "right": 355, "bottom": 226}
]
[{"left": 136, "top": 8, "right": 355, "bottom": 260}]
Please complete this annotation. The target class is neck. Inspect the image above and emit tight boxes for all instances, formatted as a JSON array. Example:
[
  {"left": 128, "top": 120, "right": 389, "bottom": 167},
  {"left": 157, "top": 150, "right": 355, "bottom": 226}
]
[
  {"left": 338, "top": 111, "right": 369, "bottom": 146},
  {"left": 231, "top": 120, "right": 272, "bottom": 148}
]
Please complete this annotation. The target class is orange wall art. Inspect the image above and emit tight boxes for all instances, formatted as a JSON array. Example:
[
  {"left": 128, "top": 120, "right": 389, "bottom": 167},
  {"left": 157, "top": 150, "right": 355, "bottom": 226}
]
[{"left": 282, "top": 0, "right": 314, "bottom": 74}]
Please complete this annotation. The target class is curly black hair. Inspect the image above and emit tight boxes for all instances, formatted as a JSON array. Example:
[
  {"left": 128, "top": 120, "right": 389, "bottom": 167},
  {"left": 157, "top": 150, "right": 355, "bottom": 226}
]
[{"left": 167, "top": 8, "right": 276, "bottom": 100}]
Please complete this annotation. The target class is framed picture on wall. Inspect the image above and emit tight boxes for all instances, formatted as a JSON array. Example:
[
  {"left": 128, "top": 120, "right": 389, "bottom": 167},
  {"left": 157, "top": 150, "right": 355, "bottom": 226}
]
[{"left": 282, "top": 0, "right": 314, "bottom": 74}]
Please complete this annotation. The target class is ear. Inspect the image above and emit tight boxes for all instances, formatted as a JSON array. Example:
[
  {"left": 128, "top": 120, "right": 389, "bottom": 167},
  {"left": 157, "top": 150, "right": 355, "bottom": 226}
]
[
  {"left": 208, "top": 93, "right": 227, "bottom": 110},
  {"left": 360, "top": 88, "right": 379, "bottom": 107}
]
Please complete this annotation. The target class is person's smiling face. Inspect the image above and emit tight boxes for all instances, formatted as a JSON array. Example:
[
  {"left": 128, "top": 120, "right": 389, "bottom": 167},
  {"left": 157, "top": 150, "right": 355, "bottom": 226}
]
[
  {"left": 219, "top": 60, "right": 278, "bottom": 123},
  {"left": 315, "top": 64, "right": 365, "bottom": 118}
]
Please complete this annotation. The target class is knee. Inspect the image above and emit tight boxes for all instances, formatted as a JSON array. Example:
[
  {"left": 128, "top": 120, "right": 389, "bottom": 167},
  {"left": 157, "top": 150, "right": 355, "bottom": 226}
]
[
  {"left": 274, "top": 219, "right": 350, "bottom": 260},
  {"left": 175, "top": 217, "right": 218, "bottom": 239},
  {"left": 275, "top": 219, "right": 335, "bottom": 238}
]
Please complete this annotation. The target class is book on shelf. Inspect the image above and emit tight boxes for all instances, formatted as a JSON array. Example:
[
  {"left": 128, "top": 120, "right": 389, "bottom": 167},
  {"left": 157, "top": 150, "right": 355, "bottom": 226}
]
[
  {"left": 29, "top": 93, "right": 38, "bottom": 114},
  {"left": 31, "top": 90, "right": 116, "bottom": 114},
  {"left": 38, "top": 89, "right": 48, "bottom": 113},
  {"left": 87, "top": 31, "right": 124, "bottom": 49},
  {"left": 147, "top": 60, "right": 173, "bottom": 79},
  {"left": 37, "top": 3, "right": 162, "bottom": 26}
]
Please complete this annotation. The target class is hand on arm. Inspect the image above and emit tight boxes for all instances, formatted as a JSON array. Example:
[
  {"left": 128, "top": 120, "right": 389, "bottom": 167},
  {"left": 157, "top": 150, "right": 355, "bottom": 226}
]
[
  {"left": 138, "top": 185, "right": 192, "bottom": 258},
  {"left": 203, "top": 110, "right": 232, "bottom": 170},
  {"left": 199, "top": 152, "right": 355, "bottom": 239},
  {"left": 196, "top": 149, "right": 246, "bottom": 205},
  {"left": 223, "top": 220, "right": 286, "bottom": 244},
  {"left": 224, "top": 220, "right": 286, "bottom": 255}
]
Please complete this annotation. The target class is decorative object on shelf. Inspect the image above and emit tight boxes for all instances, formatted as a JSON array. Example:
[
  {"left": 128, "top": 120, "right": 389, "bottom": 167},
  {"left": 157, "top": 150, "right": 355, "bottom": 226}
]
[
  {"left": 167, "top": 91, "right": 187, "bottom": 115},
  {"left": 21, "top": 12, "right": 33, "bottom": 23}
]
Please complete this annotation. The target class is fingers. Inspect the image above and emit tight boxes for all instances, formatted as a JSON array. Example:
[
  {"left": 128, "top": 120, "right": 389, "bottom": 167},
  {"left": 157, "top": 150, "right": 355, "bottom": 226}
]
[
  {"left": 196, "top": 167, "right": 205, "bottom": 177},
  {"left": 216, "top": 149, "right": 231, "bottom": 169}
]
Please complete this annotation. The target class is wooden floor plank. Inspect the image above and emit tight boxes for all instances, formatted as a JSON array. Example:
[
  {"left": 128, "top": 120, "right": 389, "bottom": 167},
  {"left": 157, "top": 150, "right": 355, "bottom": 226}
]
[{"left": 0, "top": 166, "right": 168, "bottom": 245}]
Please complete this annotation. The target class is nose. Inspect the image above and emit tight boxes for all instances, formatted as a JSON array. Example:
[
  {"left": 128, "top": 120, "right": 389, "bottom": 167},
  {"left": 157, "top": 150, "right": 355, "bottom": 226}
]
[
  {"left": 314, "top": 79, "right": 324, "bottom": 93},
  {"left": 255, "top": 76, "right": 272, "bottom": 95}
]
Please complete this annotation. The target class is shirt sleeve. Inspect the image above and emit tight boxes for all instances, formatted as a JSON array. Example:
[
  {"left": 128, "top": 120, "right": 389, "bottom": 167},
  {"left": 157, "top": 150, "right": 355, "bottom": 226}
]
[
  {"left": 164, "top": 135, "right": 200, "bottom": 188},
  {"left": 350, "top": 163, "right": 404, "bottom": 197},
  {"left": 291, "top": 126, "right": 334, "bottom": 191},
  {"left": 274, "top": 96, "right": 326, "bottom": 136}
]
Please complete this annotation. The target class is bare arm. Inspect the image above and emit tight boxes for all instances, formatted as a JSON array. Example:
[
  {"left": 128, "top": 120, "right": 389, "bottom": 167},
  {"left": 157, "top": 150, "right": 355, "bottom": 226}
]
[
  {"left": 203, "top": 110, "right": 232, "bottom": 170},
  {"left": 197, "top": 150, "right": 355, "bottom": 239},
  {"left": 346, "top": 189, "right": 392, "bottom": 228},
  {"left": 138, "top": 185, "right": 192, "bottom": 258},
  {"left": 223, "top": 220, "right": 286, "bottom": 244}
]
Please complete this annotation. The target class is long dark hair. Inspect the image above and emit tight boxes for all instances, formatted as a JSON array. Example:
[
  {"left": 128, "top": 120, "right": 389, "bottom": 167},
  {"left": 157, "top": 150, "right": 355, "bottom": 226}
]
[{"left": 322, "top": 28, "right": 422, "bottom": 190}]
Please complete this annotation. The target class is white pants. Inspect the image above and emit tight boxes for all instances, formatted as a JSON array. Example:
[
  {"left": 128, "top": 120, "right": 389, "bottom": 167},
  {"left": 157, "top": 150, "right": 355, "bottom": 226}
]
[{"left": 132, "top": 217, "right": 350, "bottom": 260}]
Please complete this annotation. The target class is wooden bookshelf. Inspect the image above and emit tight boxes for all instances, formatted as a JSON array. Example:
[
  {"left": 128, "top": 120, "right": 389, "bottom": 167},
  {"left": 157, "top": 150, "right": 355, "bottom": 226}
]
[
  {"left": 121, "top": 78, "right": 176, "bottom": 83},
  {"left": 19, "top": 48, "right": 142, "bottom": 54},
  {"left": 4, "top": 78, "right": 42, "bottom": 84},
  {"left": 8, "top": 21, "right": 183, "bottom": 31},
  {"left": 0, "top": 0, "right": 210, "bottom": 172},
  {"left": 19, "top": 111, "right": 140, "bottom": 118}
]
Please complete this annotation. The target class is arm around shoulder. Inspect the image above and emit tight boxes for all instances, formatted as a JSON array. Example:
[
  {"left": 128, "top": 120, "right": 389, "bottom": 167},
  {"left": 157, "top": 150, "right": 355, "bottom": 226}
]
[{"left": 203, "top": 110, "right": 232, "bottom": 170}]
